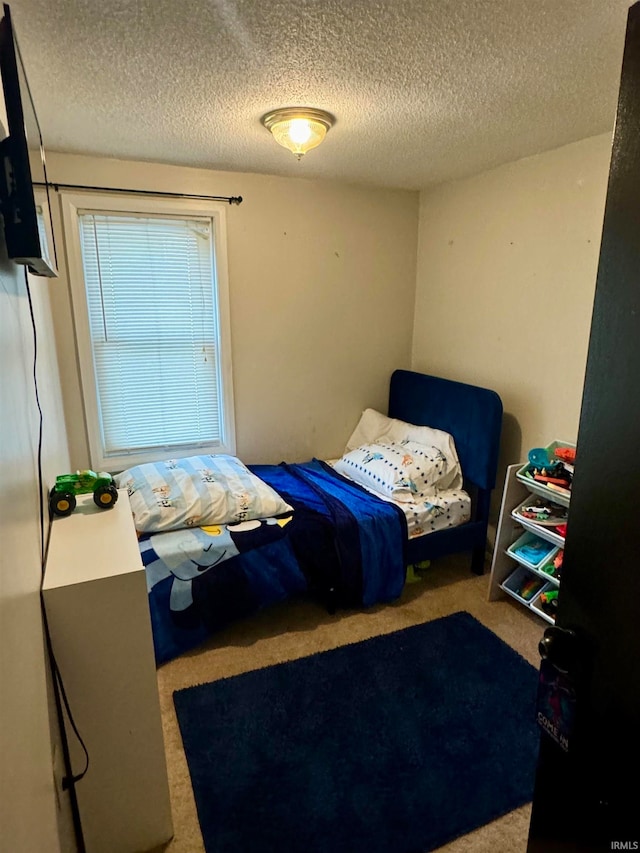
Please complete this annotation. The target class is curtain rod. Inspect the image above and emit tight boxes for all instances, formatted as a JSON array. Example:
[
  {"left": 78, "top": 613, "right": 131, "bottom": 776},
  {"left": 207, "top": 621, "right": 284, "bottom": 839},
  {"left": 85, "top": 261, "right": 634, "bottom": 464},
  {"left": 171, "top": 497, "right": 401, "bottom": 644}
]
[{"left": 34, "top": 181, "right": 243, "bottom": 205}]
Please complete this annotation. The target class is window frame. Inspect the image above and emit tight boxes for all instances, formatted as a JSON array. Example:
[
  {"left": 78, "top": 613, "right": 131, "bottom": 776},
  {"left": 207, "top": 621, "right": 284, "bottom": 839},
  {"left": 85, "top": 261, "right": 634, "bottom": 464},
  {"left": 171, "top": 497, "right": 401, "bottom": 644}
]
[{"left": 61, "top": 191, "right": 235, "bottom": 472}]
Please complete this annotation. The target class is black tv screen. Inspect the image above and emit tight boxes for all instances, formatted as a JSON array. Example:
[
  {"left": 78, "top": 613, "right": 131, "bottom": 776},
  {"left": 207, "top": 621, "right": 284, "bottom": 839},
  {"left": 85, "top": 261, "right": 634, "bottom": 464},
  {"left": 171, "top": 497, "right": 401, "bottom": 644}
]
[{"left": 0, "top": 2, "right": 57, "bottom": 277}]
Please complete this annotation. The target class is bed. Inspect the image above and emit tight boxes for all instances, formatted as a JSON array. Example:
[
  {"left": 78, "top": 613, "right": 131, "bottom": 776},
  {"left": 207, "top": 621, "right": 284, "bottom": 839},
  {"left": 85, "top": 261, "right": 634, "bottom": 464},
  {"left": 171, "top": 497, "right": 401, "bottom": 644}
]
[
  {"left": 126, "top": 370, "right": 503, "bottom": 666},
  {"left": 387, "top": 369, "right": 503, "bottom": 573}
]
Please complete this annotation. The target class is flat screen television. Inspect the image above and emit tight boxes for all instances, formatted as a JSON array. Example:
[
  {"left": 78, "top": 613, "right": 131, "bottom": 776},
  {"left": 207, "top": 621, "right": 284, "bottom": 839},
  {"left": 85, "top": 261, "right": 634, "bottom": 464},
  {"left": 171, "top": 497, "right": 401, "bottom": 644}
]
[{"left": 0, "top": 2, "right": 57, "bottom": 276}]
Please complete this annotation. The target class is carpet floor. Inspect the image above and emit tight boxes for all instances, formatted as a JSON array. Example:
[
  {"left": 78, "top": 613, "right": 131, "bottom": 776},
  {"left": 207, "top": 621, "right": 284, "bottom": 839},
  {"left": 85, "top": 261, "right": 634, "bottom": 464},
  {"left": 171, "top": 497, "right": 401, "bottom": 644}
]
[{"left": 154, "top": 553, "right": 545, "bottom": 853}]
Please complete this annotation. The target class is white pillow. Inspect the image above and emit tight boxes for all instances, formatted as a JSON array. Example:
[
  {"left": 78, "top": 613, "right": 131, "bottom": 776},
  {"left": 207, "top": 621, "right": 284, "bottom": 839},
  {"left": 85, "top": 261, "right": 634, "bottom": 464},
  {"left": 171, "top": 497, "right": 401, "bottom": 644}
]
[
  {"left": 345, "top": 409, "right": 462, "bottom": 490},
  {"left": 334, "top": 440, "right": 453, "bottom": 502},
  {"left": 114, "top": 454, "right": 293, "bottom": 534}
]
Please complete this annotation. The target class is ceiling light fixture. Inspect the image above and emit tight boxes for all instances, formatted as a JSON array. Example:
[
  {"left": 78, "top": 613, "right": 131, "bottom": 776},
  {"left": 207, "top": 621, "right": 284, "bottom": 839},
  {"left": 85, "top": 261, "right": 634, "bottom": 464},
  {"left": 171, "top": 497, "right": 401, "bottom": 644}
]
[{"left": 260, "top": 107, "right": 335, "bottom": 160}]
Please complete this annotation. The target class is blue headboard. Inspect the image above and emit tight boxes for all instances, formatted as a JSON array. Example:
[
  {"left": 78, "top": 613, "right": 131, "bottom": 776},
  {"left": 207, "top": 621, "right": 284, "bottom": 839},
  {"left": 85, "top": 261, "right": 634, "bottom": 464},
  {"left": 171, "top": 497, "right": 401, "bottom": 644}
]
[{"left": 388, "top": 370, "right": 503, "bottom": 492}]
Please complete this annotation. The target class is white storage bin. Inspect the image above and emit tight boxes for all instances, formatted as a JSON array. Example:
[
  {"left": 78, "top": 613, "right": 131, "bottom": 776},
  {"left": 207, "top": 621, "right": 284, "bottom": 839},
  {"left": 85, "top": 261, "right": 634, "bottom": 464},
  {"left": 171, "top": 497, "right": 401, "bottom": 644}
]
[
  {"left": 530, "top": 585, "right": 558, "bottom": 623},
  {"left": 516, "top": 439, "right": 576, "bottom": 508},
  {"left": 536, "top": 548, "right": 563, "bottom": 586},
  {"left": 511, "top": 495, "right": 567, "bottom": 548}
]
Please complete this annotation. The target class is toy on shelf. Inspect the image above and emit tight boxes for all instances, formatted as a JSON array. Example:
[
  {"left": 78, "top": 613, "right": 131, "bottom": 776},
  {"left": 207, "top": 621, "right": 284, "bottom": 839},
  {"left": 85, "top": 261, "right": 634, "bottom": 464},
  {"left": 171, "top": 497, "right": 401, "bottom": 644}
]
[
  {"left": 554, "top": 446, "right": 576, "bottom": 465},
  {"left": 538, "top": 588, "right": 559, "bottom": 620},
  {"left": 515, "top": 495, "right": 568, "bottom": 526},
  {"left": 540, "top": 549, "right": 564, "bottom": 581},
  {"left": 519, "top": 576, "right": 545, "bottom": 601},
  {"left": 510, "top": 536, "right": 555, "bottom": 566},
  {"left": 49, "top": 469, "right": 118, "bottom": 517},
  {"left": 521, "top": 447, "right": 573, "bottom": 496}
]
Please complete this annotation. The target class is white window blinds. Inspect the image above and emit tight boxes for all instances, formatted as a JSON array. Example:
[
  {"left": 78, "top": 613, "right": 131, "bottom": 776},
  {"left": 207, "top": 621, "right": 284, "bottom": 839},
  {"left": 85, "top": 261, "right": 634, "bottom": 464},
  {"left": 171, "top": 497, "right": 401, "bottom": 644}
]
[{"left": 78, "top": 213, "right": 223, "bottom": 457}]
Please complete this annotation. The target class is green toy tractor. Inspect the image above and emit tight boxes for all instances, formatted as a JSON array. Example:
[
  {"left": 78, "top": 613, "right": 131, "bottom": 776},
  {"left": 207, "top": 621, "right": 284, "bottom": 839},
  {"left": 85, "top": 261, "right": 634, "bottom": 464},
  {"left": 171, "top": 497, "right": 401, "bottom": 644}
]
[{"left": 49, "top": 469, "right": 119, "bottom": 517}]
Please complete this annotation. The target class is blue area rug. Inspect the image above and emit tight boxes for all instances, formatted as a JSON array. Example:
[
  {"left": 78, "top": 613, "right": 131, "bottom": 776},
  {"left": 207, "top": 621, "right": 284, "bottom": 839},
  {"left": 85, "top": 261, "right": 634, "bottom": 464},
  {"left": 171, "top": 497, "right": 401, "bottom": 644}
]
[{"left": 174, "top": 611, "right": 540, "bottom": 853}]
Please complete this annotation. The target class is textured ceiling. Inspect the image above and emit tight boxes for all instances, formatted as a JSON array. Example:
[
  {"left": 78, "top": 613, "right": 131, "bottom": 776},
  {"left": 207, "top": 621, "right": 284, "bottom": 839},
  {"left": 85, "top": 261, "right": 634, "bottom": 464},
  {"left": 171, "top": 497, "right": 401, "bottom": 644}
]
[{"left": 8, "top": 0, "right": 631, "bottom": 190}]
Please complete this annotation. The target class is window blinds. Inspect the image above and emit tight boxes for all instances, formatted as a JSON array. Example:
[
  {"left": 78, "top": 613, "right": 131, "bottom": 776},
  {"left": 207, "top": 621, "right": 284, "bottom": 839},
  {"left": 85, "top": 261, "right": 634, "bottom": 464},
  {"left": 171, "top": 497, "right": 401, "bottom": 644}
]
[{"left": 78, "top": 213, "right": 223, "bottom": 457}]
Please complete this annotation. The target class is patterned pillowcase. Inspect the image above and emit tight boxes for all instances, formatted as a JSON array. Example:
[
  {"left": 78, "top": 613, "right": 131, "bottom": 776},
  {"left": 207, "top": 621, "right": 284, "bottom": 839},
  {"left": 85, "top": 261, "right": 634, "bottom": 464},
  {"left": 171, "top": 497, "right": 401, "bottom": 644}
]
[
  {"left": 333, "top": 440, "right": 452, "bottom": 502},
  {"left": 345, "top": 408, "right": 462, "bottom": 490},
  {"left": 114, "top": 454, "right": 293, "bottom": 534}
]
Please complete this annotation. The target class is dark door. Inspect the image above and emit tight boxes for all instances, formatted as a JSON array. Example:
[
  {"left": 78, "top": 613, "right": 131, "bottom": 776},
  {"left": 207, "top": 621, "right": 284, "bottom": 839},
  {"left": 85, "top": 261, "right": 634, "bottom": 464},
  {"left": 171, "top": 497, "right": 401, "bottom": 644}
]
[{"left": 527, "top": 3, "right": 640, "bottom": 851}]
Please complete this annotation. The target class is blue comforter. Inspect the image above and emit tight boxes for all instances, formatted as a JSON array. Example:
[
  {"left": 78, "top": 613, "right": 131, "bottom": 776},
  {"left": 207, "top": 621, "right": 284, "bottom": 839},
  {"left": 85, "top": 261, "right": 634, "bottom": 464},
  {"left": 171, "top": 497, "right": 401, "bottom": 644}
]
[{"left": 142, "top": 460, "right": 407, "bottom": 665}]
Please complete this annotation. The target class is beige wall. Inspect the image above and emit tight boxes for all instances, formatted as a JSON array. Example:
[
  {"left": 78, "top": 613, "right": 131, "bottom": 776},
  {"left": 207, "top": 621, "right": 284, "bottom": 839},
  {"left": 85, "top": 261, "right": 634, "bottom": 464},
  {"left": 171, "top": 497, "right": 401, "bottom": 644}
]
[
  {"left": 0, "top": 258, "right": 71, "bottom": 848},
  {"left": 46, "top": 153, "right": 419, "bottom": 468},
  {"left": 413, "top": 133, "right": 612, "bottom": 489}
]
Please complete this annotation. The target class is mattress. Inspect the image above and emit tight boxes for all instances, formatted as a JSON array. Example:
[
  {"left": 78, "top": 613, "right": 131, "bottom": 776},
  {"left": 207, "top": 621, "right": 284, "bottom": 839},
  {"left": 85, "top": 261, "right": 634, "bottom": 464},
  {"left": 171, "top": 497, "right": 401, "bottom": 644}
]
[
  {"left": 392, "top": 488, "right": 471, "bottom": 539},
  {"left": 326, "top": 460, "right": 470, "bottom": 539}
]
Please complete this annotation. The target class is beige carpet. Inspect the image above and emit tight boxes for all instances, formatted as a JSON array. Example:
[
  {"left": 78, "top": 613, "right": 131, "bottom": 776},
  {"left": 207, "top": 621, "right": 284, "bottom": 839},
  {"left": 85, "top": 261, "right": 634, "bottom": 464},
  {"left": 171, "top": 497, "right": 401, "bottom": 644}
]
[{"left": 154, "top": 554, "right": 545, "bottom": 853}]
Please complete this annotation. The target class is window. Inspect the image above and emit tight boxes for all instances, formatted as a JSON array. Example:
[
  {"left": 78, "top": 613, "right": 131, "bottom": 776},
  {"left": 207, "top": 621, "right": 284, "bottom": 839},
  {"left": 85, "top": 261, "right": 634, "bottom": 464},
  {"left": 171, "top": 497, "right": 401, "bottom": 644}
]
[{"left": 62, "top": 193, "right": 235, "bottom": 471}]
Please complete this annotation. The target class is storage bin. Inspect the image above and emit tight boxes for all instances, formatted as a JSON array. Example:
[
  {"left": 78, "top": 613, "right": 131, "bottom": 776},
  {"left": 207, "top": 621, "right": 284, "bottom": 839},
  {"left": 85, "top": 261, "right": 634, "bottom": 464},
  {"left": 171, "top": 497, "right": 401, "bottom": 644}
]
[
  {"left": 530, "top": 584, "right": 558, "bottom": 623},
  {"left": 506, "top": 531, "right": 558, "bottom": 571},
  {"left": 501, "top": 565, "right": 548, "bottom": 605},
  {"left": 516, "top": 439, "right": 576, "bottom": 508},
  {"left": 511, "top": 495, "right": 567, "bottom": 548},
  {"left": 537, "top": 548, "right": 563, "bottom": 585}
]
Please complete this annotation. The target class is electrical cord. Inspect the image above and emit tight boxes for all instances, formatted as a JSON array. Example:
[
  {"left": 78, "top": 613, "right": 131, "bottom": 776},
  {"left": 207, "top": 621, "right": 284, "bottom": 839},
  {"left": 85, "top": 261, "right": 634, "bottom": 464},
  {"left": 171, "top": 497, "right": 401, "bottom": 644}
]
[
  {"left": 25, "top": 267, "right": 88, "bottom": 852},
  {"left": 25, "top": 267, "right": 45, "bottom": 562},
  {"left": 41, "top": 604, "right": 91, "bottom": 791}
]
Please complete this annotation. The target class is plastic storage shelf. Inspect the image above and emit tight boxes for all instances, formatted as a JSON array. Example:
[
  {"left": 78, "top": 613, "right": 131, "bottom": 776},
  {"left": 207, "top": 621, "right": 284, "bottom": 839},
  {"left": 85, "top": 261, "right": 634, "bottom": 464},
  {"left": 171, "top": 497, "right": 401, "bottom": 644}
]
[{"left": 489, "top": 459, "right": 572, "bottom": 624}]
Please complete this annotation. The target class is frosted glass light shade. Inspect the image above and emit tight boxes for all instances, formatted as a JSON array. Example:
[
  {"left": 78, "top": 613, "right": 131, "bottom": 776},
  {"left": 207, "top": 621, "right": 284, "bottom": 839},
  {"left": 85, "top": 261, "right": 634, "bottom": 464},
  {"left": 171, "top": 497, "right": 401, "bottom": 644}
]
[{"left": 261, "top": 108, "right": 334, "bottom": 159}]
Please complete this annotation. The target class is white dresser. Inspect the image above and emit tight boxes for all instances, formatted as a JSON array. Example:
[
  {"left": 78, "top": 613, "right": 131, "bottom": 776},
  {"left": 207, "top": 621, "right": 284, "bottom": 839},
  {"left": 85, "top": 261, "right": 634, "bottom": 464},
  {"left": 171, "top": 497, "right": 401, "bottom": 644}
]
[{"left": 42, "top": 489, "right": 173, "bottom": 853}]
